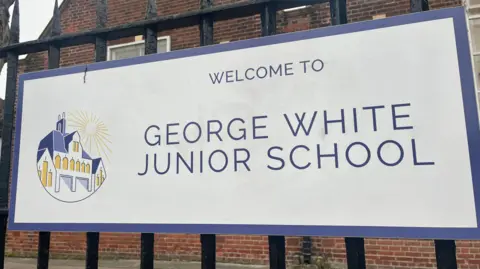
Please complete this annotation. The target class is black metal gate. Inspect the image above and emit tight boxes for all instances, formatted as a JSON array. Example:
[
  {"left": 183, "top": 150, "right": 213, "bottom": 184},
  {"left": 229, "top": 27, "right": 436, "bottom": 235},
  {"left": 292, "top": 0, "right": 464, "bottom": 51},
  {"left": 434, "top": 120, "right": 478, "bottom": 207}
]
[{"left": 0, "top": 0, "right": 460, "bottom": 268}]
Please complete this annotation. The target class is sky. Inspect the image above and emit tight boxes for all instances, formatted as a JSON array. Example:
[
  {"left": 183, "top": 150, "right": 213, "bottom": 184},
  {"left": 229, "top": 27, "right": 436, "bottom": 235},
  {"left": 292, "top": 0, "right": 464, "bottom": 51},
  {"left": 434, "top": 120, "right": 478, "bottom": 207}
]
[{"left": 0, "top": 0, "right": 64, "bottom": 100}]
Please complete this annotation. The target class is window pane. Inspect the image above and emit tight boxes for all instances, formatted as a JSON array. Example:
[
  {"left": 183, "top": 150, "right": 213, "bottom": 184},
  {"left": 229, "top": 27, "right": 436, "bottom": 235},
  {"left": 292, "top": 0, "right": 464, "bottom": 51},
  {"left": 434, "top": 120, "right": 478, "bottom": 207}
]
[
  {"left": 470, "top": 19, "right": 480, "bottom": 53},
  {"left": 470, "top": 0, "right": 480, "bottom": 6},
  {"left": 157, "top": 39, "right": 168, "bottom": 53},
  {"left": 110, "top": 39, "right": 169, "bottom": 61},
  {"left": 111, "top": 44, "right": 143, "bottom": 60}
]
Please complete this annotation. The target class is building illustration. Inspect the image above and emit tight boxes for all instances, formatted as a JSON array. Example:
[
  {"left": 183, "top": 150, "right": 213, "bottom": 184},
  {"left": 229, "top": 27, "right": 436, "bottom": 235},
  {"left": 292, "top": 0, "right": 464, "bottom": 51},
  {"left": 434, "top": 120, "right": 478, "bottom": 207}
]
[{"left": 36, "top": 113, "right": 107, "bottom": 200}]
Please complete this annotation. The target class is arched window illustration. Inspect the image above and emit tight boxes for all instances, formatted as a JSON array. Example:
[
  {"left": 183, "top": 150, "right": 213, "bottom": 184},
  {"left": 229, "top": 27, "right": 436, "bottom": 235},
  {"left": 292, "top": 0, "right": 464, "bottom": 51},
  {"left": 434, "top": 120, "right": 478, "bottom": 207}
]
[
  {"left": 41, "top": 160, "right": 48, "bottom": 187},
  {"left": 81, "top": 163, "right": 85, "bottom": 173},
  {"left": 86, "top": 164, "right": 91, "bottom": 174},
  {"left": 96, "top": 175, "right": 100, "bottom": 186},
  {"left": 76, "top": 161, "right": 80, "bottom": 172},
  {"left": 73, "top": 141, "right": 80, "bottom": 152},
  {"left": 70, "top": 159, "right": 75, "bottom": 170},
  {"left": 62, "top": 157, "right": 68, "bottom": 170},
  {"left": 54, "top": 155, "right": 61, "bottom": 169},
  {"left": 100, "top": 169, "right": 104, "bottom": 184},
  {"left": 47, "top": 170, "right": 53, "bottom": 187}
]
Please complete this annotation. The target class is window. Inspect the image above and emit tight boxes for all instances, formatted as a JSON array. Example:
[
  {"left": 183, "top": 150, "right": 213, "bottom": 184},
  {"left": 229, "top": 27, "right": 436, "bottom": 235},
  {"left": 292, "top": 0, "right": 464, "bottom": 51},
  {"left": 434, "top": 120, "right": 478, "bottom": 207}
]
[
  {"left": 467, "top": 1, "right": 480, "bottom": 105},
  {"left": 107, "top": 36, "right": 171, "bottom": 61}
]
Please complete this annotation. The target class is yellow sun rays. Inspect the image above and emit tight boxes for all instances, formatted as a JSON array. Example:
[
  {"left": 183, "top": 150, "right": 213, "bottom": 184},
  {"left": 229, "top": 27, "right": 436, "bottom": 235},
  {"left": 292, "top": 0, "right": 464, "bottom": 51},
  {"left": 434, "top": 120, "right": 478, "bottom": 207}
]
[{"left": 68, "top": 111, "right": 112, "bottom": 163}]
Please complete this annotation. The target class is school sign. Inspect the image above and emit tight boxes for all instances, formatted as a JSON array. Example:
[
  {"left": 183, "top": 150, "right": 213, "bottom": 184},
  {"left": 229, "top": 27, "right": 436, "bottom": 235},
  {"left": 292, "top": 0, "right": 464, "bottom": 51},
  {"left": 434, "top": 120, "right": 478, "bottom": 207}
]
[{"left": 9, "top": 7, "right": 480, "bottom": 239}]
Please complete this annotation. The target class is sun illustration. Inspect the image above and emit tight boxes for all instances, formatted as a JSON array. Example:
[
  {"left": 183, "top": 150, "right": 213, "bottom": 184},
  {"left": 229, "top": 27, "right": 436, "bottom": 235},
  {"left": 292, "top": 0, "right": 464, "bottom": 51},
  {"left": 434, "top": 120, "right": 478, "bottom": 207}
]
[{"left": 68, "top": 111, "right": 112, "bottom": 163}]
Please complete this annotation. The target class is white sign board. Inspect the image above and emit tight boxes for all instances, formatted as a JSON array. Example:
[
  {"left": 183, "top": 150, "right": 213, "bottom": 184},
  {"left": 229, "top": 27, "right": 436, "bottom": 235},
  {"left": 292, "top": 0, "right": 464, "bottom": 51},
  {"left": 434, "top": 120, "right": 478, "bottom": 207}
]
[{"left": 9, "top": 7, "right": 480, "bottom": 239}]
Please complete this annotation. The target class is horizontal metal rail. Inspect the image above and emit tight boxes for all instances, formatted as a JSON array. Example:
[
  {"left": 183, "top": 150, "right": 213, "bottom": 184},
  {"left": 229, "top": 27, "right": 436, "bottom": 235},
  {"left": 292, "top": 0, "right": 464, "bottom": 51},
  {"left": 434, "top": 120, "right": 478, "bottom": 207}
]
[{"left": 0, "top": 0, "right": 325, "bottom": 57}]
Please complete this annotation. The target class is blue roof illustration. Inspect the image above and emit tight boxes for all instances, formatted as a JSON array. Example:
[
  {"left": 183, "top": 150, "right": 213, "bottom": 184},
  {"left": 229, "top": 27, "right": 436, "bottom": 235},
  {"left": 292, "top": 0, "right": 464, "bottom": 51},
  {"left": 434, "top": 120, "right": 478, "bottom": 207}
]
[
  {"left": 37, "top": 148, "right": 49, "bottom": 162},
  {"left": 92, "top": 158, "right": 103, "bottom": 174},
  {"left": 37, "top": 130, "right": 94, "bottom": 162}
]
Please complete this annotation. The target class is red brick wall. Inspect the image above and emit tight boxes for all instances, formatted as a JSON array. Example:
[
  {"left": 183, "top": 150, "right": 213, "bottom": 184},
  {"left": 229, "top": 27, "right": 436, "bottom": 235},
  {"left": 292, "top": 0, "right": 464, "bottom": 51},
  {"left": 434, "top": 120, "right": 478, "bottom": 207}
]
[{"left": 7, "top": 0, "right": 471, "bottom": 268}]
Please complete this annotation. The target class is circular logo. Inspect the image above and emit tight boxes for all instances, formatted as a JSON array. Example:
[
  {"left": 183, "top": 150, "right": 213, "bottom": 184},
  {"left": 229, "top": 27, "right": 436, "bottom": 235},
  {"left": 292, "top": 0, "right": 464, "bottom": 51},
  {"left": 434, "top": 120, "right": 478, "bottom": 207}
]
[{"left": 36, "top": 111, "right": 111, "bottom": 203}]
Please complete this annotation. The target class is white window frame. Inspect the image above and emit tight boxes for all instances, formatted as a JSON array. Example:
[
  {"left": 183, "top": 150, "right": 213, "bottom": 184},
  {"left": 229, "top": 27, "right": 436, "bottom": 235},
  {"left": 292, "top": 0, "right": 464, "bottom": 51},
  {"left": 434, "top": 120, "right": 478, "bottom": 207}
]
[
  {"left": 466, "top": 0, "right": 480, "bottom": 99},
  {"left": 106, "top": 36, "right": 171, "bottom": 61}
]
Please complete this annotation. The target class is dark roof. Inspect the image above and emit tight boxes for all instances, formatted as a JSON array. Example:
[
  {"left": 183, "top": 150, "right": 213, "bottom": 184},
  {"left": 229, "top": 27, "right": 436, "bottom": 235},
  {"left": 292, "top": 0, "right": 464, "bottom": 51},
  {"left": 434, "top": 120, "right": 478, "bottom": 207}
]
[
  {"left": 91, "top": 158, "right": 103, "bottom": 174},
  {"left": 37, "top": 148, "right": 49, "bottom": 162},
  {"left": 38, "top": 130, "right": 67, "bottom": 158},
  {"left": 37, "top": 130, "right": 94, "bottom": 162}
]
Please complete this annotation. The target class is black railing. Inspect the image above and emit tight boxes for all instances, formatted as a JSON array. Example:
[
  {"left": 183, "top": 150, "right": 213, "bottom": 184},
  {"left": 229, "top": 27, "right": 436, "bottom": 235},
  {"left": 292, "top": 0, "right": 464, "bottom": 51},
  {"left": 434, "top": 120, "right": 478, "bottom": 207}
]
[{"left": 0, "top": 0, "right": 459, "bottom": 269}]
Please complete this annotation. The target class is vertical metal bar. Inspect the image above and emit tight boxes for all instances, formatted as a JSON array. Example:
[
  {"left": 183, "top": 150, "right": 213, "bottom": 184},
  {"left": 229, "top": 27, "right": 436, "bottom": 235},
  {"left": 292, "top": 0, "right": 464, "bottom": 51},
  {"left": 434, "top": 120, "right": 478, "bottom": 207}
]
[
  {"left": 199, "top": 0, "right": 213, "bottom": 46},
  {"left": 0, "top": 1, "right": 20, "bottom": 268},
  {"left": 261, "top": 5, "right": 284, "bottom": 269},
  {"left": 141, "top": 233, "right": 154, "bottom": 269},
  {"left": 37, "top": 2, "right": 61, "bottom": 268},
  {"left": 302, "top": 236, "right": 312, "bottom": 264},
  {"left": 329, "top": 0, "right": 347, "bottom": 25},
  {"left": 435, "top": 240, "right": 458, "bottom": 269},
  {"left": 345, "top": 238, "right": 366, "bottom": 269},
  {"left": 199, "top": 1, "right": 215, "bottom": 268},
  {"left": 140, "top": 3, "right": 157, "bottom": 269},
  {"left": 411, "top": 0, "right": 429, "bottom": 12},
  {"left": 268, "top": 236, "right": 285, "bottom": 269},
  {"left": 85, "top": 232, "right": 99, "bottom": 269},
  {"left": 201, "top": 235, "right": 216, "bottom": 269},
  {"left": 86, "top": 1, "right": 107, "bottom": 269},
  {"left": 260, "top": 1, "right": 276, "bottom": 36}
]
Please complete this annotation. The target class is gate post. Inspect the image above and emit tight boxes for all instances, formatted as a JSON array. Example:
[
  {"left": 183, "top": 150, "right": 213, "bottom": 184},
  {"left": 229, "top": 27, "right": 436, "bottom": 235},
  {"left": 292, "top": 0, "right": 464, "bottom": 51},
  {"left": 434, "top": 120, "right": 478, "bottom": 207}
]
[
  {"left": 435, "top": 240, "right": 458, "bottom": 269},
  {"left": 140, "top": 1, "right": 158, "bottom": 268},
  {"left": 410, "top": 0, "right": 429, "bottom": 12},
  {"left": 199, "top": 1, "right": 215, "bottom": 268},
  {"left": 38, "top": 1, "right": 61, "bottom": 268},
  {"left": 260, "top": 3, "right": 286, "bottom": 269},
  {"left": 86, "top": 1, "right": 107, "bottom": 268},
  {"left": 345, "top": 238, "right": 366, "bottom": 269},
  {"left": 0, "top": 1, "right": 20, "bottom": 268}
]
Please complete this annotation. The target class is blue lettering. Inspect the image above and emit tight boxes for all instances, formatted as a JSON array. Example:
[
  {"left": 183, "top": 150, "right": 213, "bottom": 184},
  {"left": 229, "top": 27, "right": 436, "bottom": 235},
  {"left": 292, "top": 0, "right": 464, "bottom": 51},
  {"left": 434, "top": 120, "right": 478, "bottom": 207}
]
[
  {"left": 363, "top": 105, "right": 385, "bottom": 132},
  {"left": 252, "top": 115, "right": 268, "bottom": 139},
  {"left": 166, "top": 123, "right": 180, "bottom": 145},
  {"left": 346, "top": 142, "right": 371, "bottom": 168},
  {"left": 234, "top": 148, "right": 251, "bottom": 171},
  {"left": 209, "top": 150, "right": 228, "bottom": 173},
  {"left": 412, "top": 139, "right": 435, "bottom": 165},
  {"left": 207, "top": 120, "right": 223, "bottom": 142},
  {"left": 235, "top": 70, "right": 244, "bottom": 82},
  {"left": 176, "top": 152, "right": 194, "bottom": 174},
  {"left": 312, "top": 59, "right": 324, "bottom": 72},
  {"left": 256, "top": 67, "right": 268, "bottom": 79},
  {"left": 353, "top": 108, "right": 358, "bottom": 133},
  {"left": 324, "top": 109, "right": 345, "bottom": 134},
  {"left": 154, "top": 153, "right": 170, "bottom": 175},
  {"left": 227, "top": 118, "right": 246, "bottom": 140},
  {"left": 377, "top": 140, "right": 404, "bottom": 166},
  {"left": 144, "top": 125, "right": 161, "bottom": 146},
  {"left": 284, "top": 62, "right": 294, "bottom": 76},
  {"left": 267, "top": 146, "right": 285, "bottom": 170},
  {"left": 392, "top": 103, "right": 413, "bottom": 130},
  {"left": 299, "top": 60, "right": 310, "bottom": 73},
  {"left": 290, "top": 145, "right": 311, "bottom": 170},
  {"left": 316, "top": 143, "right": 339, "bottom": 168},
  {"left": 138, "top": 154, "right": 149, "bottom": 175},
  {"left": 283, "top": 112, "right": 318, "bottom": 136},
  {"left": 225, "top": 71, "right": 234, "bottom": 83},
  {"left": 209, "top": 72, "right": 224, "bottom": 84},
  {"left": 183, "top": 121, "right": 202, "bottom": 143},
  {"left": 269, "top": 65, "right": 282, "bottom": 76},
  {"left": 245, "top": 68, "right": 255, "bottom": 80}
]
